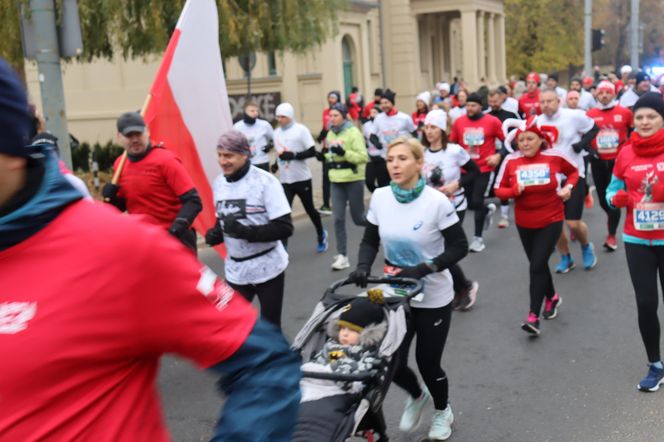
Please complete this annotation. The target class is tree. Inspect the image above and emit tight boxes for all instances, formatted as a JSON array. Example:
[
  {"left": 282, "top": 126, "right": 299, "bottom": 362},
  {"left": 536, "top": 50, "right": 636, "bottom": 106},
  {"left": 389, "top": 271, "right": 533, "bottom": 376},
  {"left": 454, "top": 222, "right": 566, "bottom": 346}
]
[{"left": 0, "top": 0, "right": 347, "bottom": 68}]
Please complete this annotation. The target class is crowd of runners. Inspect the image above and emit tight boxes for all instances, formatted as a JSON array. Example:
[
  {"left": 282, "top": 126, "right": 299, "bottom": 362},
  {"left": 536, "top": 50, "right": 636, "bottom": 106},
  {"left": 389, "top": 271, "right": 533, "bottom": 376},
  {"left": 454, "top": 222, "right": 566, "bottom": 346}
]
[{"left": 4, "top": 52, "right": 664, "bottom": 441}]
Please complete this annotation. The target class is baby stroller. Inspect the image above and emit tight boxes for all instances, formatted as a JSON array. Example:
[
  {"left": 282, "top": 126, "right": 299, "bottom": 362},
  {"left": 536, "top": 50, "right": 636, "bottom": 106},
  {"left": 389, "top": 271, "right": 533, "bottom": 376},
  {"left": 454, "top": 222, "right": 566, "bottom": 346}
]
[{"left": 291, "top": 276, "right": 423, "bottom": 442}]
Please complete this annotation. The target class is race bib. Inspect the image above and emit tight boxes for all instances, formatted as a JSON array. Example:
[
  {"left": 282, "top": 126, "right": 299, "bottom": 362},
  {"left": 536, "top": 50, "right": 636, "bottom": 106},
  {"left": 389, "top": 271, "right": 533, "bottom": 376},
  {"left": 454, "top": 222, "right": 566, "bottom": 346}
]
[
  {"left": 382, "top": 265, "right": 424, "bottom": 302},
  {"left": 383, "top": 130, "right": 398, "bottom": 144},
  {"left": 517, "top": 164, "right": 550, "bottom": 187},
  {"left": 596, "top": 129, "right": 620, "bottom": 154},
  {"left": 633, "top": 202, "right": 664, "bottom": 231},
  {"left": 463, "top": 128, "right": 485, "bottom": 147}
]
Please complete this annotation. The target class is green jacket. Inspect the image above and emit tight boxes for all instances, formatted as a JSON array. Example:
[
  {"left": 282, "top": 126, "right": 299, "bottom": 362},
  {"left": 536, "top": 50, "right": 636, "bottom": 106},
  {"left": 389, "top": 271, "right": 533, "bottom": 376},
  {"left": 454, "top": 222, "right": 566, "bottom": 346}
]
[{"left": 325, "top": 124, "right": 368, "bottom": 183}]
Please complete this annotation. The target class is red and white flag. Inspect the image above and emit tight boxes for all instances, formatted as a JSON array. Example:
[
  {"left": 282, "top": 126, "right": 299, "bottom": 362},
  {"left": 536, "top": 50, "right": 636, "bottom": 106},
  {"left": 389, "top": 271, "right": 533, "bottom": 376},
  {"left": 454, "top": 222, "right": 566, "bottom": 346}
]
[{"left": 143, "top": 0, "right": 231, "bottom": 257}]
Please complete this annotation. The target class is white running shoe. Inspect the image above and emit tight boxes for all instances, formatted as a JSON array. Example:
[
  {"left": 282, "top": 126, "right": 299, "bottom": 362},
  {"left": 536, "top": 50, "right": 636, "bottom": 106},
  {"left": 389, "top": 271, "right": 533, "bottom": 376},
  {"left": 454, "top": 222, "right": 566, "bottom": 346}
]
[
  {"left": 498, "top": 216, "right": 510, "bottom": 229},
  {"left": 398, "top": 388, "right": 431, "bottom": 432},
  {"left": 469, "top": 237, "right": 485, "bottom": 253},
  {"left": 428, "top": 405, "right": 454, "bottom": 440},
  {"left": 484, "top": 203, "right": 497, "bottom": 231},
  {"left": 331, "top": 254, "right": 350, "bottom": 270}
]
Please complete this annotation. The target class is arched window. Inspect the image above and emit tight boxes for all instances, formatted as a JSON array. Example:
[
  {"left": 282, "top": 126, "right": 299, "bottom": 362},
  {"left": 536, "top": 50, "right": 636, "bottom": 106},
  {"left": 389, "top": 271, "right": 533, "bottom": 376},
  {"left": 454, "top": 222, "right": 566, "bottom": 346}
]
[{"left": 342, "top": 36, "right": 355, "bottom": 99}]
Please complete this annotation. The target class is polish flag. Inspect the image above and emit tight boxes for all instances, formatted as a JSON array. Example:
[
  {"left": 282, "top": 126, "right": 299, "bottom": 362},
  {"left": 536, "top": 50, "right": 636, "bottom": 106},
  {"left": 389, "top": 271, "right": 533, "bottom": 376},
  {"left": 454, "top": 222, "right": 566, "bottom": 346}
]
[{"left": 143, "top": 0, "right": 231, "bottom": 257}]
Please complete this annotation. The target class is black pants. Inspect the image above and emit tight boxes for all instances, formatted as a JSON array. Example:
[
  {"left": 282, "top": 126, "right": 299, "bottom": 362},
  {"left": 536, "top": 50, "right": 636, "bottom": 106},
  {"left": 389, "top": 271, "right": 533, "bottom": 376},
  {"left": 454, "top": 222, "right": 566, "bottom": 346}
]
[
  {"left": 282, "top": 179, "right": 324, "bottom": 239},
  {"left": 465, "top": 171, "right": 493, "bottom": 237},
  {"left": 228, "top": 272, "right": 285, "bottom": 328},
  {"left": 450, "top": 210, "right": 471, "bottom": 292},
  {"left": 254, "top": 162, "right": 269, "bottom": 172},
  {"left": 517, "top": 222, "right": 563, "bottom": 315},
  {"left": 365, "top": 157, "right": 390, "bottom": 192},
  {"left": 322, "top": 162, "right": 331, "bottom": 207},
  {"left": 393, "top": 304, "right": 452, "bottom": 410},
  {"left": 591, "top": 158, "right": 621, "bottom": 235},
  {"left": 625, "top": 243, "right": 664, "bottom": 362}
]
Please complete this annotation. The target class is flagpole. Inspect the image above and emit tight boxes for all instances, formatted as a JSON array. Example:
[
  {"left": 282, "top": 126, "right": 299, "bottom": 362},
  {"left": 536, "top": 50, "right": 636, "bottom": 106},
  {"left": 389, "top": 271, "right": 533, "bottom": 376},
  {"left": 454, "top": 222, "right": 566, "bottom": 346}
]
[{"left": 104, "top": 94, "right": 152, "bottom": 201}]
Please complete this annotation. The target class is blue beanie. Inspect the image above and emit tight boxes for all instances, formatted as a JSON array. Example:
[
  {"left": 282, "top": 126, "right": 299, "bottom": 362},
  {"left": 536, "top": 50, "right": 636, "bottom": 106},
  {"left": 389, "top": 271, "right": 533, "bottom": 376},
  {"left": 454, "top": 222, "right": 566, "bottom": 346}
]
[{"left": 0, "top": 58, "right": 31, "bottom": 157}]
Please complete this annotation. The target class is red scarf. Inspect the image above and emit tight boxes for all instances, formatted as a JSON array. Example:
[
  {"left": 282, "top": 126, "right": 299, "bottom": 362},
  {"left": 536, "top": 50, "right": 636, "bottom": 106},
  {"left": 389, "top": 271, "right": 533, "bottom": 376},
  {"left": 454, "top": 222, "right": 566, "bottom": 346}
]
[{"left": 631, "top": 129, "right": 664, "bottom": 157}]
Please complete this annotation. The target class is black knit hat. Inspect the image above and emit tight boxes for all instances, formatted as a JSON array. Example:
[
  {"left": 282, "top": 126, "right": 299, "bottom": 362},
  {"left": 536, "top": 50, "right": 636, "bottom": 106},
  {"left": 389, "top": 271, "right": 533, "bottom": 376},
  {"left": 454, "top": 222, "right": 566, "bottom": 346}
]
[
  {"left": 382, "top": 89, "right": 396, "bottom": 105},
  {"left": 330, "top": 103, "right": 348, "bottom": 119},
  {"left": 373, "top": 88, "right": 383, "bottom": 97},
  {"left": 0, "top": 58, "right": 31, "bottom": 157},
  {"left": 338, "top": 298, "right": 384, "bottom": 333},
  {"left": 633, "top": 92, "right": 664, "bottom": 120},
  {"left": 467, "top": 92, "right": 483, "bottom": 105},
  {"left": 635, "top": 71, "right": 651, "bottom": 85},
  {"left": 328, "top": 90, "right": 341, "bottom": 103},
  {"left": 548, "top": 72, "right": 559, "bottom": 82}
]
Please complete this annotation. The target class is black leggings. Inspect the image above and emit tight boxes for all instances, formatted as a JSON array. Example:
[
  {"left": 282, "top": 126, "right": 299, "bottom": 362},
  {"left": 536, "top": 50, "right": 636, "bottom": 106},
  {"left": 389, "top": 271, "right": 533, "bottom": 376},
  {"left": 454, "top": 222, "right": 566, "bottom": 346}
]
[
  {"left": 282, "top": 179, "right": 324, "bottom": 239},
  {"left": 625, "top": 243, "right": 664, "bottom": 363},
  {"left": 322, "top": 162, "right": 331, "bottom": 207},
  {"left": 517, "top": 222, "right": 563, "bottom": 315},
  {"left": 467, "top": 171, "right": 492, "bottom": 237},
  {"left": 450, "top": 210, "right": 471, "bottom": 292},
  {"left": 365, "top": 157, "right": 390, "bottom": 192},
  {"left": 591, "top": 158, "right": 621, "bottom": 235},
  {"left": 228, "top": 272, "right": 285, "bottom": 328},
  {"left": 393, "top": 304, "right": 452, "bottom": 410}
]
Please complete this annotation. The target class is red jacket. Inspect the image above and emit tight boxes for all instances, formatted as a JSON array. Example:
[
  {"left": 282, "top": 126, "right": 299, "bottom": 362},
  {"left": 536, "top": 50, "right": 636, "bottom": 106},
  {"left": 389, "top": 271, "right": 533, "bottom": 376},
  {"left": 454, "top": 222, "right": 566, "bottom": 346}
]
[
  {"left": 495, "top": 149, "right": 579, "bottom": 228},
  {"left": 449, "top": 114, "right": 504, "bottom": 173},
  {"left": 412, "top": 110, "right": 427, "bottom": 129},
  {"left": 587, "top": 105, "right": 633, "bottom": 160},
  {"left": 519, "top": 90, "right": 542, "bottom": 118}
]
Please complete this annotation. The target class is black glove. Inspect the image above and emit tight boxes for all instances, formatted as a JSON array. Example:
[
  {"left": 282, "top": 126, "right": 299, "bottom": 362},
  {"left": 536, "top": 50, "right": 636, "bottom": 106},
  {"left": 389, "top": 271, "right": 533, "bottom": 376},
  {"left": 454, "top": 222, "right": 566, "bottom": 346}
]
[
  {"left": 270, "top": 161, "right": 279, "bottom": 173},
  {"left": 279, "top": 151, "right": 296, "bottom": 161},
  {"left": 369, "top": 134, "right": 382, "bottom": 150},
  {"left": 102, "top": 183, "right": 120, "bottom": 200},
  {"left": 348, "top": 269, "right": 369, "bottom": 288},
  {"left": 586, "top": 146, "right": 600, "bottom": 160},
  {"left": 417, "top": 121, "right": 424, "bottom": 129},
  {"left": 317, "top": 129, "right": 329, "bottom": 144},
  {"left": 395, "top": 263, "right": 433, "bottom": 280},
  {"left": 262, "top": 143, "right": 274, "bottom": 153},
  {"left": 223, "top": 218, "right": 252, "bottom": 239},
  {"left": 315, "top": 150, "right": 326, "bottom": 161},
  {"left": 571, "top": 142, "right": 585, "bottom": 154},
  {"left": 330, "top": 145, "right": 346, "bottom": 156},
  {"left": 205, "top": 222, "right": 224, "bottom": 246},
  {"left": 168, "top": 218, "right": 190, "bottom": 239}
]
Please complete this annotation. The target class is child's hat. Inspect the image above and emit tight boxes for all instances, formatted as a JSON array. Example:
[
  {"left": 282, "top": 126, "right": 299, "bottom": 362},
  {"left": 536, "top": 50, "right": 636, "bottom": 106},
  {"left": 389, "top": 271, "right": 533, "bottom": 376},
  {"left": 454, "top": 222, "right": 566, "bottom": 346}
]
[{"left": 338, "top": 297, "right": 384, "bottom": 333}]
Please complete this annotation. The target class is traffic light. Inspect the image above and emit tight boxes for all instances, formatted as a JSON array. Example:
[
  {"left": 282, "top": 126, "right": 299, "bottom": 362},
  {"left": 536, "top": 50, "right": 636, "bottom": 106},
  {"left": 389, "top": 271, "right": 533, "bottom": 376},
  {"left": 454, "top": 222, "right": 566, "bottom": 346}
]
[{"left": 592, "top": 28, "right": 605, "bottom": 52}]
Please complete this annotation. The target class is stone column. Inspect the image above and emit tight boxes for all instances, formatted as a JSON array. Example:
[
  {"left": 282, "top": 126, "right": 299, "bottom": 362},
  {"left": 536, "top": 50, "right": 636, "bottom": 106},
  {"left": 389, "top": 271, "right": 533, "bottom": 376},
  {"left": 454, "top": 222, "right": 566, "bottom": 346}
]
[
  {"left": 460, "top": 9, "right": 478, "bottom": 87},
  {"left": 496, "top": 13, "right": 507, "bottom": 83},
  {"left": 487, "top": 13, "right": 497, "bottom": 83},
  {"left": 477, "top": 11, "right": 486, "bottom": 82}
]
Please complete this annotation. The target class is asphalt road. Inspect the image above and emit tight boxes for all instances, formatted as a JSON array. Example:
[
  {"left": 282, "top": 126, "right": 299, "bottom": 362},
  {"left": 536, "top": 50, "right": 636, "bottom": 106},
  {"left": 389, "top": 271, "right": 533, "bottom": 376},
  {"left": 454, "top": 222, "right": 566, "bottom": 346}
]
[{"left": 158, "top": 196, "right": 664, "bottom": 441}]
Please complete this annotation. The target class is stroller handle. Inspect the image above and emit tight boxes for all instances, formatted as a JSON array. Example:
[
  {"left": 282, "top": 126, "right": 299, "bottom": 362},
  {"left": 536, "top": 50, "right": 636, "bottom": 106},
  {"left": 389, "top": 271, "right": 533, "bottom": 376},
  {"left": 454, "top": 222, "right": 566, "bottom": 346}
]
[
  {"left": 301, "top": 369, "right": 379, "bottom": 382},
  {"left": 327, "top": 276, "right": 424, "bottom": 301}
]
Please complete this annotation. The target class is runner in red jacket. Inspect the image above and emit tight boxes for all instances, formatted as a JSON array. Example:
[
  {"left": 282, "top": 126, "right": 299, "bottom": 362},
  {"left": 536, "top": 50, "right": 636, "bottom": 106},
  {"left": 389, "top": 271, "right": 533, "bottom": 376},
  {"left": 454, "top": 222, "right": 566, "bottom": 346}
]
[
  {"left": 518, "top": 72, "right": 542, "bottom": 118},
  {"left": 495, "top": 117, "right": 578, "bottom": 336}
]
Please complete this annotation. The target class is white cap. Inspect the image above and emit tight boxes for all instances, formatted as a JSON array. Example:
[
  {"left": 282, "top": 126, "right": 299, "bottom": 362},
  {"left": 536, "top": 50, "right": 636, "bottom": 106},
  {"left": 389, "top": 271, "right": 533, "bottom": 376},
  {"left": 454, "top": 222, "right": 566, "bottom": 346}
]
[
  {"left": 416, "top": 91, "right": 431, "bottom": 105},
  {"left": 275, "top": 102, "right": 294, "bottom": 119},
  {"left": 437, "top": 82, "right": 451, "bottom": 92},
  {"left": 424, "top": 109, "right": 448, "bottom": 132},
  {"left": 620, "top": 65, "right": 633, "bottom": 75}
]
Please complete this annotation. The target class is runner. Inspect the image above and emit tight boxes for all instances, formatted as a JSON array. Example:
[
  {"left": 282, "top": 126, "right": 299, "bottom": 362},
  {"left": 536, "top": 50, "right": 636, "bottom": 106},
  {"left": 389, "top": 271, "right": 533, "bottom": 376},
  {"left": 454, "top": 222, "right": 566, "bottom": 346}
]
[
  {"left": 587, "top": 80, "right": 634, "bottom": 251},
  {"left": 206, "top": 130, "right": 293, "bottom": 327},
  {"left": 423, "top": 109, "right": 480, "bottom": 310},
  {"left": 363, "top": 106, "right": 390, "bottom": 192},
  {"left": 316, "top": 91, "right": 342, "bottom": 215},
  {"left": 620, "top": 72, "right": 660, "bottom": 109},
  {"left": 450, "top": 92, "right": 505, "bottom": 252},
  {"left": 347, "top": 86, "right": 364, "bottom": 122},
  {"left": 232, "top": 101, "right": 274, "bottom": 171},
  {"left": 566, "top": 90, "right": 581, "bottom": 110},
  {"left": 448, "top": 89, "right": 468, "bottom": 123},
  {"left": 568, "top": 77, "right": 596, "bottom": 111},
  {"left": 535, "top": 89, "right": 599, "bottom": 273},
  {"left": 605, "top": 92, "right": 664, "bottom": 391},
  {"left": 433, "top": 82, "right": 453, "bottom": 110},
  {"left": 102, "top": 111, "right": 202, "bottom": 253},
  {"left": 546, "top": 73, "right": 567, "bottom": 102},
  {"left": 412, "top": 91, "right": 431, "bottom": 138},
  {"left": 272, "top": 102, "right": 328, "bottom": 253},
  {"left": 0, "top": 59, "right": 300, "bottom": 441},
  {"left": 518, "top": 72, "right": 542, "bottom": 118},
  {"left": 498, "top": 85, "right": 520, "bottom": 116},
  {"left": 324, "top": 103, "right": 369, "bottom": 270},
  {"left": 495, "top": 117, "right": 579, "bottom": 336},
  {"left": 362, "top": 88, "right": 383, "bottom": 120},
  {"left": 348, "top": 136, "right": 469, "bottom": 440}
]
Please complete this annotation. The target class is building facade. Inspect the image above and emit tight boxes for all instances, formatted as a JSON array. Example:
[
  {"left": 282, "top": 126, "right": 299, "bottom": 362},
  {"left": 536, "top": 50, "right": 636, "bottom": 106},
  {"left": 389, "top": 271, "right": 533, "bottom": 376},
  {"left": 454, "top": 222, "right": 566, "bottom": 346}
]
[{"left": 26, "top": 0, "right": 505, "bottom": 143}]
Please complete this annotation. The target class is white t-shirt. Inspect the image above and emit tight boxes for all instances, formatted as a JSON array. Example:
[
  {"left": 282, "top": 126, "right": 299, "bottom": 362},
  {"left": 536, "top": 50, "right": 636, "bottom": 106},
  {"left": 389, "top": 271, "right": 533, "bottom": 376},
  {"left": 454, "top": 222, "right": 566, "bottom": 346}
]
[
  {"left": 579, "top": 89, "right": 596, "bottom": 111},
  {"left": 536, "top": 108, "right": 595, "bottom": 178},
  {"left": 233, "top": 119, "right": 274, "bottom": 165},
  {"left": 555, "top": 86, "right": 568, "bottom": 102},
  {"left": 367, "top": 186, "right": 459, "bottom": 308},
  {"left": 373, "top": 111, "right": 416, "bottom": 158},
  {"left": 449, "top": 106, "right": 467, "bottom": 123},
  {"left": 212, "top": 166, "right": 290, "bottom": 285},
  {"left": 424, "top": 144, "right": 470, "bottom": 211},
  {"left": 273, "top": 122, "right": 316, "bottom": 184},
  {"left": 501, "top": 97, "right": 520, "bottom": 116}
]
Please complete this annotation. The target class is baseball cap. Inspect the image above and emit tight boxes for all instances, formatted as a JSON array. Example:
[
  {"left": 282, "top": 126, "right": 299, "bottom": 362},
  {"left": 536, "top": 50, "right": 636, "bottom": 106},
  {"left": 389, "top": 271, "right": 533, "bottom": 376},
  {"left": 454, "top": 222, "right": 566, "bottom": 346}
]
[{"left": 116, "top": 112, "right": 146, "bottom": 135}]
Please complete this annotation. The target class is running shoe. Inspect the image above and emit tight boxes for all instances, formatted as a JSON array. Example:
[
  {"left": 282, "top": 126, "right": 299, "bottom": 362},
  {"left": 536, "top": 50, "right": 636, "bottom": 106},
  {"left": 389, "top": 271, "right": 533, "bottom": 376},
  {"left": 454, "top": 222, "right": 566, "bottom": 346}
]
[
  {"left": 637, "top": 363, "right": 664, "bottom": 392},
  {"left": 603, "top": 234, "right": 618, "bottom": 252},
  {"left": 317, "top": 204, "right": 332, "bottom": 216},
  {"left": 469, "top": 237, "right": 486, "bottom": 253},
  {"left": 455, "top": 281, "right": 479, "bottom": 311},
  {"left": 555, "top": 254, "right": 575, "bottom": 274},
  {"left": 399, "top": 387, "right": 431, "bottom": 432},
  {"left": 331, "top": 254, "right": 350, "bottom": 270},
  {"left": 483, "top": 203, "right": 497, "bottom": 231},
  {"left": 521, "top": 312, "right": 540, "bottom": 336},
  {"left": 542, "top": 293, "right": 562, "bottom": 320},
  {"left": 584, "top": 190, "right": 594, "bottom": 209},
  {"left": 428, "top": 405, "right": 454, "bottom": 441},
  {"left": 316, "top": 229, "right": 328, "bottom": 253},
  {"left": 582, "top": 243, "right": 597, "bottom": 270},
  {"left": 498, "top": 216, "right": 510, "bottom": 229}
]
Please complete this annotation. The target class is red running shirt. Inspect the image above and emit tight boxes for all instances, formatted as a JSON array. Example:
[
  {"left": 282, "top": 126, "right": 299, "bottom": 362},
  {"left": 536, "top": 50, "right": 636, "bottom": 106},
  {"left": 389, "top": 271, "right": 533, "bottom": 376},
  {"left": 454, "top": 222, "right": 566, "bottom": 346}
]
[
  {"left": 449, "top": 114, "right": 504, "bottom": 173},
  {"left": 0, "top": 201, "right": 257, "bottom": 441},
  {"left": 587, "top": 105, "right": 633, "bottom": 160},
  {"left": 518, "top": 90, "right": 542, "bottom": 118},
  {"left": 494, "top": 150, "right": 579, "bottom": 228},
  {"left": 114, "top": 147, "right": 196, "bottom": 229}
]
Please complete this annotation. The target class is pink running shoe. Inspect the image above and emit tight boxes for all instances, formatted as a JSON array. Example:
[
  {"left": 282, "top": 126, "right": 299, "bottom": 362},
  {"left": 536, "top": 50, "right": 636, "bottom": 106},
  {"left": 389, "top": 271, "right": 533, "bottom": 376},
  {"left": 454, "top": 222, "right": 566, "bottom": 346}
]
[
  {"left": 521, "top": 312, "right": 540, "bottom": 336},
  {"left": 543, "top": 294, "right": 562, "bottom": 320}
]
